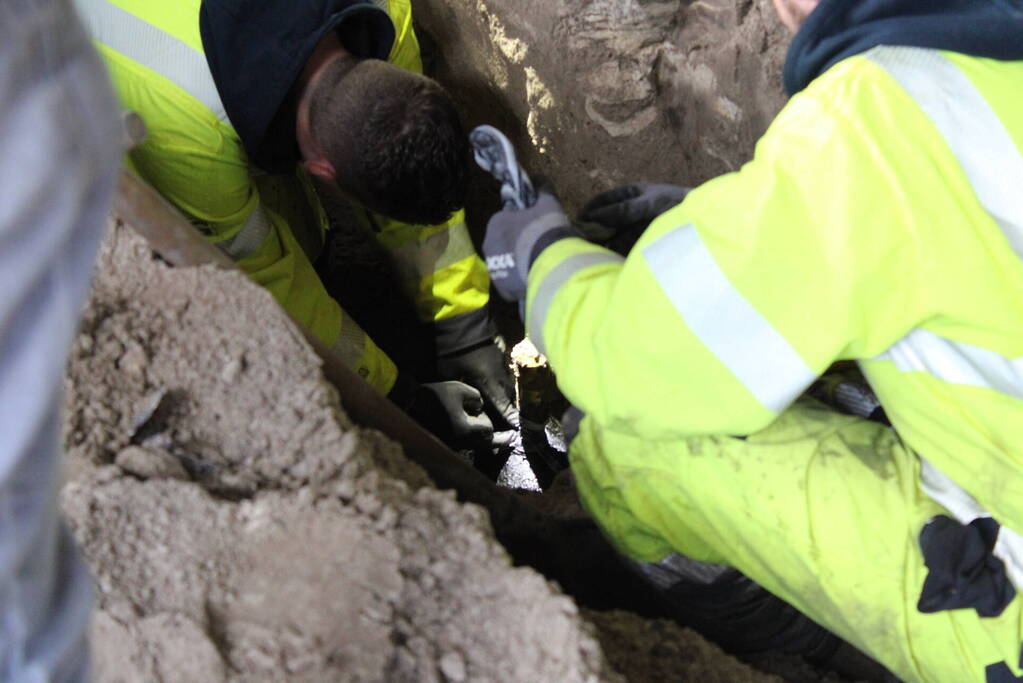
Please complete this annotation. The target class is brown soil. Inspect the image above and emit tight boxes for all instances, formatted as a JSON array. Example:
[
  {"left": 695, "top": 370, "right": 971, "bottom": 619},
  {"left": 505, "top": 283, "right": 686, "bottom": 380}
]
[
  {"left": 415, "top": 0, "right": 790, "bottom": 224},
  {"left": 61, "top": 223, "right": 780, "bottom": 681}
]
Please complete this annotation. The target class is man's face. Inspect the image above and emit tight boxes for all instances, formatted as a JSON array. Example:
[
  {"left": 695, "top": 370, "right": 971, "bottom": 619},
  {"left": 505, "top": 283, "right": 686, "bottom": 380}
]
[{"left": 771, "top": 0, "right": 820, "bottom": 32}]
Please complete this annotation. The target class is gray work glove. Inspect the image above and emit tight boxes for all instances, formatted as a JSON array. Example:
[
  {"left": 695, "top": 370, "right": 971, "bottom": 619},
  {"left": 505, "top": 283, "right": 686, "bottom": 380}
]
[
  {"left": 483, "top": 191, "right": 576, "bottom": 303},
  {"left": 411, "top": 380, "right": 495, "bottom": 452},
  {"left": 436, "top": 340, "right": 519, "bottom": 431},
  {"left": 577, "top": 184, "right": 691, "bottom": 254}
]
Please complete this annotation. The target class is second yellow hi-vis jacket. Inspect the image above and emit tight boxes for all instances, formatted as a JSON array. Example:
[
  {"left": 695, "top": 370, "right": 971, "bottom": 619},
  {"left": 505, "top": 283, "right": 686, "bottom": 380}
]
[
  {"left": 73, "top": 0, "right": 491, "bottom": 395},
  {"left": 527, "top": 46, "right": 1023, "bottom": 679}
]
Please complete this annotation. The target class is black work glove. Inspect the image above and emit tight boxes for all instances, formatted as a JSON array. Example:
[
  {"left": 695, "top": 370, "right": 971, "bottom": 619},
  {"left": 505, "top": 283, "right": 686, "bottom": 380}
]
[
  {"left": 410, "top": 380, "right": 495, "bottom": 452},
  {"left": 483, "top": 191, "right": 576, "bottom": 304},
  {"left": 436, "top": 340, "right": 519, "bottom": 431},
  {"left": 577, "top": 184, "right": 691, "bottom": 254}
]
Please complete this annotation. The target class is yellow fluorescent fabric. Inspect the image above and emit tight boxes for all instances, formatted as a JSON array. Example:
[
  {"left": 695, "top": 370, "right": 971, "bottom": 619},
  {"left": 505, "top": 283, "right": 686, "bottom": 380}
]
[
  {"left": 529, "top": 47, "right": 1023, "bottom": 457},
  {"left": 369, "top": 209, "right": 491, "bottom": 323},
  {"left": 572, "top": 401, "right": 1023, "bottom": 683},
  {"left": 531, "top": 46, "right": 1023, "bottom": 680}
]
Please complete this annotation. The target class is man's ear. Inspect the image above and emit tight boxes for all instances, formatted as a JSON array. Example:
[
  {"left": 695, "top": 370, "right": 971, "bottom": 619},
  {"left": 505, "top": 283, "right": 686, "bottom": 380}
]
[{"left": 303, "top": 156, "right": 336, "bottom": 182}]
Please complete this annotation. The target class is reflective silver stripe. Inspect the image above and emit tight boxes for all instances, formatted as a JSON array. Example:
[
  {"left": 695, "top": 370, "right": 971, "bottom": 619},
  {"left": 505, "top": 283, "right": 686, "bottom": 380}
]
[
  {"left": 867, "top": 46, "right": 1023, "bottom": 259},
  {"left": 389, "top": 222, "right": 477, "bottom": 284},
  {"left": 874, "top": 329, "right": 1023, "bottom": 400},
  {"left": 331, "top": 310, "right": 368, "bottom": 372},
  {"left": 217, "top": 206, "right": 273, "bottom": 261},
  {"left": 868, "top": 47, "right": 1023, "bottom": 396},
  {"left": 644, "top": 224, "right": 816, "bottom": 413},
  {"left": 921, "top": 459, "right": 1023, "bottom": 592},
  {"left": 868, "top": 47, "right": 1023, "bottom": 589},
  {"left": 73, "top": 0, "right": 229, "bottom": 122},
  {"left": 528, "top": 252, "right": 624, "bottom": 356}
]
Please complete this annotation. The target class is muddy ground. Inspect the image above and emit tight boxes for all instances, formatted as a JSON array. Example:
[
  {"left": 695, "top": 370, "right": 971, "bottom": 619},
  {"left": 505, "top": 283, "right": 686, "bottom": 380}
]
[{"left": 57, "top": 0, "right": 874, "bottom": 680}]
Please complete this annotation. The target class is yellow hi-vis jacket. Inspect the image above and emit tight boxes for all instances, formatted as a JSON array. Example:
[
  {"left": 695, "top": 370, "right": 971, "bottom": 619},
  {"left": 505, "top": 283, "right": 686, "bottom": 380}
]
[
  {"left": 73, "top": 0, "right": 491, "bottom": 395},
  {"left": 529, "top": 46, "right": 1023, "bottom": 593}
]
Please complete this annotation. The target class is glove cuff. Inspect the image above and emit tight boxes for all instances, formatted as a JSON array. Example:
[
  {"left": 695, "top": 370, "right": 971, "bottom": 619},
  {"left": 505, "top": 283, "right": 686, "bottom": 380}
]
[
  {"left": 433, "top": 306, "right": 496, "bottom": 357},
  {"left": 513, "top": 213, "right": 574, "bottom": 284}
]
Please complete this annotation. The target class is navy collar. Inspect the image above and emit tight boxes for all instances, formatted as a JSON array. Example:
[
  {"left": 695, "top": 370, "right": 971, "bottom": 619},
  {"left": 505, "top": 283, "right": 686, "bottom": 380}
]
[
  {"left": 200, "top": 0, "right": 395, "bottom": 173},
  {"left": 785, "top": 0, "right": 1023, "bottom": 95}
]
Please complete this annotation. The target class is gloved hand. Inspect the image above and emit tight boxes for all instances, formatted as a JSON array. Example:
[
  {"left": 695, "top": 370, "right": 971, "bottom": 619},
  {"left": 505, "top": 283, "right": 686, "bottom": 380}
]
[
  {"left": 407, "top": 380, "right": 495, "bottom": 452},
  {"left": 577, "top": 184, "right": 691, "bottom": 254},
  {"left": 437, "top": 340, "right": 519, "bottom": 431},
  {"left": 483, "top": 191, "right": 576, "bottom": 303}
]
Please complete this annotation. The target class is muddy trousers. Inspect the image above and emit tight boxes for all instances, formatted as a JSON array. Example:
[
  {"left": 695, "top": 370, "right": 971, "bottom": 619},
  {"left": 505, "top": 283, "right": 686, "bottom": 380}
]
[{"left": 571, "top": 399, "right": 1023, "bottom": 683}]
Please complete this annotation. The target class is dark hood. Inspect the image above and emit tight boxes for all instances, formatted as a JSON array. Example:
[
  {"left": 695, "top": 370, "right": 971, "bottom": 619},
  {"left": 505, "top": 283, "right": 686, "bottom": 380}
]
[
  {"left": 784, "top": 0, "right": 1023, "bottom": 95},
  {"left": 199, "top": 0, "right": 395, "bottom": 173}
]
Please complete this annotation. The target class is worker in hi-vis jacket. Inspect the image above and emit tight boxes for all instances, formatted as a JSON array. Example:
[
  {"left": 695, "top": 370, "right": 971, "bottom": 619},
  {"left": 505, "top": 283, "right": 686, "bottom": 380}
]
[{"left": 482, "top": 0, "right": 1023, "bottom": 680}]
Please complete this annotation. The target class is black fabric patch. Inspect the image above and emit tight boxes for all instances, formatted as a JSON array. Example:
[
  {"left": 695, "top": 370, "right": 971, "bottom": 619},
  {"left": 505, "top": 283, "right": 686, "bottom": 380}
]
[
  {"left": 986, "top": 648, "right": 1023, "bottom": 682},
  {"left": 917, "top": 515, "right": 1015, "bottom": 618},
  {"left": 784, "top": 0, "right": 1023, "bottom": 95},
  {"left": 987, "top": 661, "right": 1023, "bottom": 683}
]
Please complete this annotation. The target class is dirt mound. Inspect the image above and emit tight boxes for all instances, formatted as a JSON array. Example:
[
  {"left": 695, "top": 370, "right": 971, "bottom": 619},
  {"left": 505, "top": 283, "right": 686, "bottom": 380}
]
[{"left": 61, "top": 223, "right": 778, "bottom": 681}]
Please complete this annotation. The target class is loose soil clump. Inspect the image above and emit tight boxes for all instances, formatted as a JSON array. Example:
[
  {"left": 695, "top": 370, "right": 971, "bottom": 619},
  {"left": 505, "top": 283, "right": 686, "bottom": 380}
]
[{"left": 62, "top": 223, "right": 780, "bottom": 681}]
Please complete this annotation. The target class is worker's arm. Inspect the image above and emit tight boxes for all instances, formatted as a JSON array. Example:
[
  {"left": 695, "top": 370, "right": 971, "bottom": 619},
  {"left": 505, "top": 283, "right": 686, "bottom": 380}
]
[
  {"left": 90, "top": 31, "right": 400, "bottom": 393},
  {"left": 518, "top": 84, "right": 926, "bottom": 439}
]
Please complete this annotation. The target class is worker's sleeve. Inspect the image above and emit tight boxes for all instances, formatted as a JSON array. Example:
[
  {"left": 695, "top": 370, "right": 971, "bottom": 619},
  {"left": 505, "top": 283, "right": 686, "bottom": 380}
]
[
  {"left": 0, "top": 1, "right": 122, "bottom": 678},
  {"left": 370, "top": 210, "right": 495, "bottom": 353},
  {"left": 365, "top": 1, "right": 493, "bottom": 353},
  {"left": 97, "top": 44, "right": 398, "bottom": 393},
  {"left": 526, "top": 88, "right": 925, "bottom": 439}
]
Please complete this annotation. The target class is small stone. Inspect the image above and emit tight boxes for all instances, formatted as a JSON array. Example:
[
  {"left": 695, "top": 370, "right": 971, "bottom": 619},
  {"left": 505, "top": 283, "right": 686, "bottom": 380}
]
[
  {"left": 439, "top": 652, "right": 466, "bottom": 682},
  {"left": 77, "top": 333, "right": 94, "bottom": 354},
  {"left": 221, "top": 357, "right": 243, "bottom": 383},
  {"left": 115, "top": 446, "right": 189, "bottom": 480},
  {"left": 118, "top": 342, "right": 148, "bottom": 376}
]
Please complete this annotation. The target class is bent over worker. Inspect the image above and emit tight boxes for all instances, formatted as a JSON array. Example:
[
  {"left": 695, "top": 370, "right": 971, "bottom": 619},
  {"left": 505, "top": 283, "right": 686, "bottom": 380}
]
[
  {"left": 482, "top": 0, "right": 1023, "bottom": 680},
  {"left": 74, "top": 0, "right": 517, "bottom": 454}
]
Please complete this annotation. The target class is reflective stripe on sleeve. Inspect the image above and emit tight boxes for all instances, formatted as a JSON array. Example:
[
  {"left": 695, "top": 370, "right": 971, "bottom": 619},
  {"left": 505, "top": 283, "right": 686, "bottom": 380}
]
[
  {"left": 331, "top": 310, "right": 369, "bottom": 377},
  {"left": 217, "top": 205, "right": 272, "bottom": 261},
  {"left": 867, "top": 47, "right": 1023, "bottom": 592},
  {"left": 921, "top": 459, "right": 1023, "bottom": 592},
  {"left": 869, "top": 47, "right": 1023, "bottom": 399},
  {"left": 874, "top": 329, "right": 1023, "bottom": 401},
  {"left": 528, "top": 252, "right": 624, "bottom": 357},
  {"left": 72, "top": 0, "right": 229, "bottom": 122},
  {"left": 643, "top": 224, "right": 816, "bottom": 413},
  {"left": 388, "top": 222, "right": 477, "bottom": 285},
  {"left": 867, "top": 47, "right": 1023, "bottom": 260}
]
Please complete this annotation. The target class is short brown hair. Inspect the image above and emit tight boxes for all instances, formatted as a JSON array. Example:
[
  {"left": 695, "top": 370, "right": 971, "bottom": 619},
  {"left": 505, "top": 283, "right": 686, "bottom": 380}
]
[{"left": 309, "top": 59, "right": 468, "bottom": 225}]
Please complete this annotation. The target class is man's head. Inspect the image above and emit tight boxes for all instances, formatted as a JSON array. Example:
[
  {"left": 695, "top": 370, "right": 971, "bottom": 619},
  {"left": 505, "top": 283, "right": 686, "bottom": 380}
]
[
  {"left": 771, "top": 0, "right": 820, "bottom": 31},
  {"left": 302, "top": 58, "right": 468, "bottom": 226}
]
